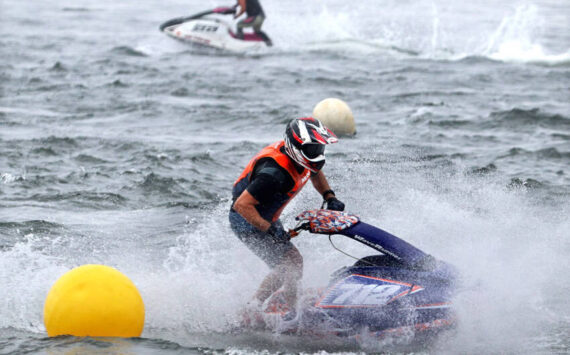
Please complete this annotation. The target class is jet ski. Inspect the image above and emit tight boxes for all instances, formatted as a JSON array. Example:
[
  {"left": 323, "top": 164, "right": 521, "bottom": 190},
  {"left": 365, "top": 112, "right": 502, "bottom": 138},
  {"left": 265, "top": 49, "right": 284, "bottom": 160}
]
[
  {"left": 243, "top": 209, "right": 457, "bottom": 344},
  {"left": 159, "top": 7, "right": 272, "bottom": 52}
]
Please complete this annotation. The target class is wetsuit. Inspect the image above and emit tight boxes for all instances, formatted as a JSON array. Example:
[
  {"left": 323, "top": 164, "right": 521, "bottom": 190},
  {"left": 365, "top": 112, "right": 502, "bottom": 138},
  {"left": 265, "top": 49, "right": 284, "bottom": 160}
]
[
  {"left": 236, "top": 0, "right": 266, "bottom": 37},
  {"left": 229, "top": 141, "right": 310, "bottom": 268},
  {"left": 244, "top": 0, "right": 264, "bottom": 17}
]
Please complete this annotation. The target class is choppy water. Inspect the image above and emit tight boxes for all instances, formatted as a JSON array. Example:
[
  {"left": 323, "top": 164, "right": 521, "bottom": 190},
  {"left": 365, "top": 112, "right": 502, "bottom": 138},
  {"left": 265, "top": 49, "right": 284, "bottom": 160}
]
[{"left": 1, "top": 0, "right": 569, "bottom": 354}]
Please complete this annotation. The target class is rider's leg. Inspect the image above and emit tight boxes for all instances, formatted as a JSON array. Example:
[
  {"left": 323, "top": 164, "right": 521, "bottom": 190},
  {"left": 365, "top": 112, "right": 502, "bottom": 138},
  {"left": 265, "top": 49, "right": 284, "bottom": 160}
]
[
  {"left": 254, "top": 246, "right": 303, "bottom": 307},
  {"left": 236, "top": 16, "right": 256, "bottom": 39}
]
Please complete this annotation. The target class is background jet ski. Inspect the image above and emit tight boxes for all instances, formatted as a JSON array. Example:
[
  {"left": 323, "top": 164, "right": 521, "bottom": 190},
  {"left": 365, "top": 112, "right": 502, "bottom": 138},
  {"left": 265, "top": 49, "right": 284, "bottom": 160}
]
[
  {"left": 159, "top": 7, "right": 272, "bottom": 52},
  {"left": 245, "top": 209, "right": 457, "bottom": 344}
]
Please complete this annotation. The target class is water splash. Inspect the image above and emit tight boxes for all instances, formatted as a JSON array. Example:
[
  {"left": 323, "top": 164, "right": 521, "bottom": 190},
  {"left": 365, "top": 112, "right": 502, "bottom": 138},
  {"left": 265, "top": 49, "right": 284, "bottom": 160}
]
[{"left": 483, "top": 4, "right": 570, "bottom": 64}]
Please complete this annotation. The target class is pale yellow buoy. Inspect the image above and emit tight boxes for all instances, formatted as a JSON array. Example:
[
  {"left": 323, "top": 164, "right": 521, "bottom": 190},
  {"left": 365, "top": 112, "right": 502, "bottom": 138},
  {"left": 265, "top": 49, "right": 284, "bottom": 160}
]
[
  {"left": 43, "top": 264, "right": 145, "bottom": 337},
  {"left": 312, "top": 98, "right": 356, "bottom": 136}
]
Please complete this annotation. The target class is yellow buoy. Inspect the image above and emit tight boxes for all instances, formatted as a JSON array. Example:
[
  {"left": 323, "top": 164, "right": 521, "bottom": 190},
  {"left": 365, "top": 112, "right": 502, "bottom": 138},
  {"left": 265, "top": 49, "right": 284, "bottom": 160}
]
[
  {"left": 43, "top": 264, "right": 145, "bottom": 337},
  {"left": 312, "top": 98, "right": 356, "bottom": 136}
]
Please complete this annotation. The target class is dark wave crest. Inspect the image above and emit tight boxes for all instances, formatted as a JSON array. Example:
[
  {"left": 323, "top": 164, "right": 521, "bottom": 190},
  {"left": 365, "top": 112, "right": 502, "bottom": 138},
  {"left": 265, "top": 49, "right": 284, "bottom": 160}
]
[
  {"left": 23, "top": 191, "right": 128, "bottom": 209},
  {"left": 110, "top": 46, "right": 148, "bottom": 57},
  {"left": 49, "top": 62, "right": 67, "bottom": 72},
  {"left": 503, "top": 147, "right": 570, "bottom": 161},
  {"left": 507, "top": 177, "right": 544, "bottom": 189},
  {"left": 135, "top": 173, "right": 192, "bottom": 199},
  {"left": 61, "top": 7, "right": 90, "bottom": 12},
  {"left": 0, "top": 220, "right": 66, "bottom": 249},
  {"left": 0, "top": 220, "right": 64, "bottom": 234},
  {"left": 489, "top": 108, "right": 569, "bottom": 130},
  {"left": 74, "top": 154, "right": 110, "bottom": 164},
  {"left": 469, "top": 163, "right": 498, "bottom": 176}
]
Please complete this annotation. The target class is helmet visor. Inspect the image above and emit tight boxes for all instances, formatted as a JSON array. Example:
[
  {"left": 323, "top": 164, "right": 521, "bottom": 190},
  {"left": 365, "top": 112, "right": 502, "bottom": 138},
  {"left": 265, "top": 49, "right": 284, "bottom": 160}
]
[{"left": 302, "top": 143, "right": 325, "bottom": 159}]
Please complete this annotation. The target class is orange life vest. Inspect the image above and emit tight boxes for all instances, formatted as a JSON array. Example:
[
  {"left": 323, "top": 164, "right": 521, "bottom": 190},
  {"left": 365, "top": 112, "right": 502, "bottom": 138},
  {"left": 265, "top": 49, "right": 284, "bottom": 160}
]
[{"left": 232, "top": 141, "right": 311, "bottom": 222}]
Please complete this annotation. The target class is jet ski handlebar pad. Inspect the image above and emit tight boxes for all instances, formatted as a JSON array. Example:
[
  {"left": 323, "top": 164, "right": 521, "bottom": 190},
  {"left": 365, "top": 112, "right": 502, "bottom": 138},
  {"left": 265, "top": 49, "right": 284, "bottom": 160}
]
[{"left": 295, "top": 209, "right": 360, "bottom": 234}]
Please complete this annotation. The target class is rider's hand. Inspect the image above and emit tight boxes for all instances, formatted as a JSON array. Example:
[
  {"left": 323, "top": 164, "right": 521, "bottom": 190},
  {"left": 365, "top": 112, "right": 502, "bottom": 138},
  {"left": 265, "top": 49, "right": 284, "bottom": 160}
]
[
  {"left": 267, "top": 222, "right": 291, "bottom": 244},
  {"left": 326, "top": 196, "right": 345, "bottom": 211}
]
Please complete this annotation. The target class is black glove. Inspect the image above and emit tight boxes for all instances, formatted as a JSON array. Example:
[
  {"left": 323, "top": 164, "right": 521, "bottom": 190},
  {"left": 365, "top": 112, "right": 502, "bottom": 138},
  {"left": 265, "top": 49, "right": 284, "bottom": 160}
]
[
  {"left": 326, "top": 196, "right": 345, "bottom": 211},
  {"left": 267, "top": 222, "right": 291, "bottom": 244}
]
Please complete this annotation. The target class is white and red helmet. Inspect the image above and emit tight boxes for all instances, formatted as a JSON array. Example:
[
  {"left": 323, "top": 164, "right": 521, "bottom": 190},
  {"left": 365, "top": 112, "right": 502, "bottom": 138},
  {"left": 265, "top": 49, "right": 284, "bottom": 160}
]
[{"left": 284, "top": 117, "right": 338, "bottom": 172}]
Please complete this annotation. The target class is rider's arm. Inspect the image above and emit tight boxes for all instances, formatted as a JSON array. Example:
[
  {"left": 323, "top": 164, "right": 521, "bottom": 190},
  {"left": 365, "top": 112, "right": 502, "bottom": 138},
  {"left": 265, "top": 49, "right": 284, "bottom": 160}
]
[
  {"left": 310, "top": 170, "right": 336, "bottom": 200},
  {"left": 233, "top": 190, "right": 272, "bottom": 232},
  {"left": 234, "top": 0, "right": 246, "bottom": 18}
]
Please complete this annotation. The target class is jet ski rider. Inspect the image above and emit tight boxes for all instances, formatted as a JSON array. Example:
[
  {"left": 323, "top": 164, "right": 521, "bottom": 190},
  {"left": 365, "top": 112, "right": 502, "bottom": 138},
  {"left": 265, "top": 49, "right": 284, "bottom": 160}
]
[
  {"left": 229, "top": 117, "right": 345, "bottom": 327},
  {"left": 233, "top": 0, "right": 272, "bottom": 46}
]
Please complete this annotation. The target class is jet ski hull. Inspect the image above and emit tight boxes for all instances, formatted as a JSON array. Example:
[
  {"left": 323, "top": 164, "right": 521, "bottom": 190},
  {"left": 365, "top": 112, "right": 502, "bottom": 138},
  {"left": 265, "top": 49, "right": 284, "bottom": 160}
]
[
  {"left": 243, "top": 210, "right": 457, "bottom": 345},
  {"left": 161, "top": 17, "right": 267, "bottom": 52},
  {"left": 313, "top": 264, "right": 456, "bottom": 335}
]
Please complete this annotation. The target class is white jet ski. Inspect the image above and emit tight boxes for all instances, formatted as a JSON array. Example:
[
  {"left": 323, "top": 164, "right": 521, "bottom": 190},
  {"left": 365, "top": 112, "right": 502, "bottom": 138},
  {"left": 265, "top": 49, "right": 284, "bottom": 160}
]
[{"left": 159, "top": 7, "right": 272, "bottom": 52}]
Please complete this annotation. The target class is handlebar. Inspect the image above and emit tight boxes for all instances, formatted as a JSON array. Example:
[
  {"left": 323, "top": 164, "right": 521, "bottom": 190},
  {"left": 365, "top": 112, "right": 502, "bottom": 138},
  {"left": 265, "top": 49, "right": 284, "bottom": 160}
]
[{"left": 288, "top": 222, "right": 310, "bottom": 238}]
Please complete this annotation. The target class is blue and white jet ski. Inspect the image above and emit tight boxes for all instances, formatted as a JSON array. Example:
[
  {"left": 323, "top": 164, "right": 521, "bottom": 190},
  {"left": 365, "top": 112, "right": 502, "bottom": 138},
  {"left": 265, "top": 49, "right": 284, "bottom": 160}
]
[
  {"left": 159, "top": 7, "right": 272, "bottom": 52},
  {"left": 248, "top": 209, "right": 457, "bottom": 343}
]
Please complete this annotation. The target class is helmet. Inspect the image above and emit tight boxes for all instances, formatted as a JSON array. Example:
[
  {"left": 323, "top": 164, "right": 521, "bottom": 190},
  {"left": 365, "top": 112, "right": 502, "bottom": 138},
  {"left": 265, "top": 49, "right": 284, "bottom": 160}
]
[{"left": 283, "top": 117, "right": 338, "bottom": 172}]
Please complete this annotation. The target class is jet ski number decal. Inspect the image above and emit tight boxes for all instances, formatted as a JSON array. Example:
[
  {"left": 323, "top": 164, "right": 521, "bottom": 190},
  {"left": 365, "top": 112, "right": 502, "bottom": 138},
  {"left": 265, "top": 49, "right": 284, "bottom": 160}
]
[
  {"left": 192, "top": 24, "right": 219, "bottom": 32},
  {"left": 316, "top": 274, "right": 423, "bottom": 308}
]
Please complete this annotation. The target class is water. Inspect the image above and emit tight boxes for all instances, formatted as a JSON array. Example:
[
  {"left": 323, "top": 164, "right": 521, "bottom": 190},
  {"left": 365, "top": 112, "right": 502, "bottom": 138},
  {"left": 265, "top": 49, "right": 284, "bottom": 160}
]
[{"left": 1, "top": 0, "right": 569, "bottom": 353}]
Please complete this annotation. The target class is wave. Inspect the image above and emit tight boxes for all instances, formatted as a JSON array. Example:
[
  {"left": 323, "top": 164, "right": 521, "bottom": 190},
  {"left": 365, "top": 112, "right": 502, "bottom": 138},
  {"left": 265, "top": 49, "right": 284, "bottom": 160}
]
[
  {"left": 61, "top": 7, "right": 90, "bottom": 12},
  {"left": 110, "top": 46, "right": 148, "bottom": 57},
  {"left": 23, "top": 191, "right": 128, "bottom": 209},
  {"left": 49, "top": 62, "right": 67, "bottom": 72},
  {"left": 36, "top": 136, "right": 79, "bottom": 148},
  {"left": 1, "top": 173, "right": 25, "bottom": 184},
  {"left": 485, "top": 46, "right": 570, "bottom": 66},
  {"left": 135, "top": 173, "right": 193, "bottom": 200},
  {"left": 0, "top": 106, "right": 61, "bottom": 118},
  {"left": 503, "top": 147, "right": 570, "bottom": 161},
  {"left": 130, "top": 170, "right": 224, "bottom": 204},
  {"left": 0, "top": 332, "right": 362, "bottom": 355},
  {"left": 0, "top": 220, "right": 66, "bottom": 250},
  {"left": 488, "top": 108, "right": 570, "bottom": 130},
  {"left": 0, "top": 220, "right": 64, "bottom": 235},
  {"left": 170, "top": 87, "right": 190, "bottom": 97},
  {"left": 298, "top": 39, "right": 420, "bottom": 58},
  {"left": 74, "top": 154, "right": 110, "bottom": 164},
  {"left": 469, "top": 163, "right": 498, "bottom": 176},
  {"left": 19, "top": 136, "right": 80, "bottom": 157},
  {"left": 107, "top": 79, "right": 129, "bottom": 88},
  {"left": 507, "top": 177, "right": 544, "bottom": 189}
]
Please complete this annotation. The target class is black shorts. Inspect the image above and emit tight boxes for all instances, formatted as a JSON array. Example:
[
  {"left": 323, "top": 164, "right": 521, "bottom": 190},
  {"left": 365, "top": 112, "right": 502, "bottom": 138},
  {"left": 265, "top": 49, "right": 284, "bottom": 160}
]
[{"left": 229, "top": 209, "right": 293, "bottom": 269}]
